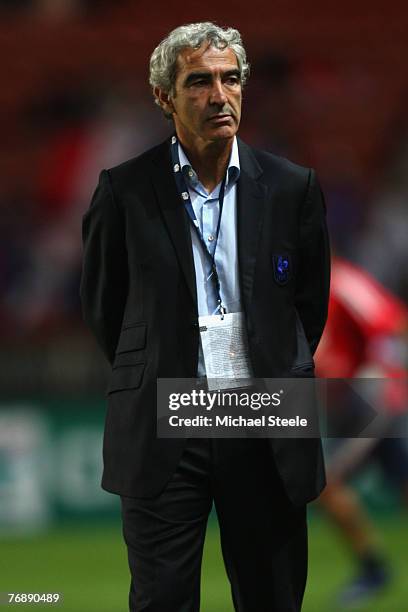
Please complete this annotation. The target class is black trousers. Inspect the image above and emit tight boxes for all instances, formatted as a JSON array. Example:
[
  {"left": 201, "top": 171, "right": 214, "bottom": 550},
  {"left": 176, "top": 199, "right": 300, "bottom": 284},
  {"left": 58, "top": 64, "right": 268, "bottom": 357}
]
[{"left": 121, "top": 438, "right": 307, "bottom": 612}]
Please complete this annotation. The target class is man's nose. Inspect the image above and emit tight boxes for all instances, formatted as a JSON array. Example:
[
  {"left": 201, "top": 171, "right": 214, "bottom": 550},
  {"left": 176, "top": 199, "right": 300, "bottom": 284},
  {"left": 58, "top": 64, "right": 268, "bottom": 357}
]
[{"left": 209, "top": 79, "right": 228, "bottom": 105}]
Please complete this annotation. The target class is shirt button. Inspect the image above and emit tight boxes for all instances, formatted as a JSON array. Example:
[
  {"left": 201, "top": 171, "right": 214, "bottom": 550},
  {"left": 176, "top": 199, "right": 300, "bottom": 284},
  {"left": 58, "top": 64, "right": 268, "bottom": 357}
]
[
  {"left": 188, "top": 170, "right": 194, "bottom": 178},
  {"left": 208, "top": 235, "right": 214, "bottom": 242}
]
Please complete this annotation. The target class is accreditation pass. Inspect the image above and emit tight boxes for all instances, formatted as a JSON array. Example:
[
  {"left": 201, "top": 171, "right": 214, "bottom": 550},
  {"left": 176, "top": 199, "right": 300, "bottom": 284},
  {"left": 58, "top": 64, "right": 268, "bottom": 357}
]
[{"left": 199, "top": 311, "right": 253, "bottom": 390}]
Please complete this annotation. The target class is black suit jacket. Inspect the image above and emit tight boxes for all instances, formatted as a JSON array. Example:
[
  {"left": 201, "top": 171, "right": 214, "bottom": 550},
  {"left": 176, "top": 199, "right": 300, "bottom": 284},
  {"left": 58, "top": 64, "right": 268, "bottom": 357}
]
[{"left": 80, "top": 136, "right": 330, "bottom": 506}]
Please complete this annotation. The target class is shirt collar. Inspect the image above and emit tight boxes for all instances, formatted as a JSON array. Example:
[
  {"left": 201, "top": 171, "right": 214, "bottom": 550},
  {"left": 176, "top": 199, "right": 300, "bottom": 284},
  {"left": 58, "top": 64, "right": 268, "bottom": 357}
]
[{"left": 177, "top": 136, "right": 240, "bottom": 195}]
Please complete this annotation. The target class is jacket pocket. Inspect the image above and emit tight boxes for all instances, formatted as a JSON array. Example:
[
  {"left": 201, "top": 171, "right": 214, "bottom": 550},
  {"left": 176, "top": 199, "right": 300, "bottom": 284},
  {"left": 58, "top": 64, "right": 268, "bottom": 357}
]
[
  {"left": 291, "top": 310, "right": 314, "bottom": 375},
  {"left": 116, "top": 322, "right": 147, "bottom": 354},
  {"left": 108, "top": 363, "right": 145, "bottom": 394}
]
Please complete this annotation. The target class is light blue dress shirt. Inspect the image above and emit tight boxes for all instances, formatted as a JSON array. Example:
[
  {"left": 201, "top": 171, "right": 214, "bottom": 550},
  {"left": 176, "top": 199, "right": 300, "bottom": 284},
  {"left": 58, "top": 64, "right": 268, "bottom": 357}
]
[{"left": 178, "top": 137, "right": 242, "bottom": 376}]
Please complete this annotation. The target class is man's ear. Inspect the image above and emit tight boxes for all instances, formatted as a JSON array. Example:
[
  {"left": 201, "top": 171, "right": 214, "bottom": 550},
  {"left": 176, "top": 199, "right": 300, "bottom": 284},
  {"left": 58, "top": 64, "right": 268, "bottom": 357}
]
[{"left": 154, "top": 87, "right": 175, "bottom": 116}]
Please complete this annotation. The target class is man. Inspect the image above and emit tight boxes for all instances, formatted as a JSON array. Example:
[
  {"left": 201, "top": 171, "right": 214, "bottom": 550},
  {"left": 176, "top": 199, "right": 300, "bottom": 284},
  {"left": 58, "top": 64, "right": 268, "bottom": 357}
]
[
  {"left": 315, "top": 256, "right": 408, "bottom": 608},
  {"left": 80, "top": 22, "right": 330, "bottom": 612}
]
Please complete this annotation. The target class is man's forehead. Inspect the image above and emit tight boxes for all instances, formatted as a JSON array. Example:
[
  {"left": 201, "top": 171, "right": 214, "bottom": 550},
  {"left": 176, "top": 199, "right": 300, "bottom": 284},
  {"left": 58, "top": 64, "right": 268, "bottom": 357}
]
[{"left": 176, "top": 43, "right": 239, "bottom": 73}]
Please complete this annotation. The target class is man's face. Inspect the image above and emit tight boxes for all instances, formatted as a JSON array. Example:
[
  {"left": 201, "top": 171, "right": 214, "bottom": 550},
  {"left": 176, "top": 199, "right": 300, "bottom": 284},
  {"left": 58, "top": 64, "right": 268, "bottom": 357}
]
[{"left": 158, "top": 43, "right": 242, "bottom": 145}]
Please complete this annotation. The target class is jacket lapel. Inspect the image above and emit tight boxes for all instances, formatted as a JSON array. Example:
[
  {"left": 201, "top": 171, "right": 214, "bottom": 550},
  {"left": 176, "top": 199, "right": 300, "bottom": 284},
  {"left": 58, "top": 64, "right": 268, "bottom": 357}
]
[
  {"left": 151, "top": 139, "right": 198, "bottom": 310},
  {"left": 237, "top": 138, "right": 268, "bottom": 315}
]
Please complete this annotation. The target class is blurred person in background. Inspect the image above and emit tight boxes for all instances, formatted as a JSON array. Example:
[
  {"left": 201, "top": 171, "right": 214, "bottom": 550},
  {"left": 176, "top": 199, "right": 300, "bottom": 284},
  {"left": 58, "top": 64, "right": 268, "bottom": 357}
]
[
  {"left": 315, "top": 255, "right": 408, "bottom": 608},
  {"left": 80, "top": 21, "right": 330, "bottom": 612}
]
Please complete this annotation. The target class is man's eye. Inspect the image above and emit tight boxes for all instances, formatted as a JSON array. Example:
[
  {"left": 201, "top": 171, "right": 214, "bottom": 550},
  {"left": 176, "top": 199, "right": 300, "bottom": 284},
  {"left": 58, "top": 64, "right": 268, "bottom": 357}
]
[
  {"left": 225, "top": 77, "right": 240, "bottom": 85},
  {"left": 191, "top": 80, "right": 207, "bottom": 87}
]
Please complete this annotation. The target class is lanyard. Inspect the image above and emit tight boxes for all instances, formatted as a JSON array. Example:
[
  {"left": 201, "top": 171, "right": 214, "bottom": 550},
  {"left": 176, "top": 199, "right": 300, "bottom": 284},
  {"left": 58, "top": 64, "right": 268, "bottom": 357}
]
[{"left": 170, "top": 135, "right": 227, "bottom": 317}]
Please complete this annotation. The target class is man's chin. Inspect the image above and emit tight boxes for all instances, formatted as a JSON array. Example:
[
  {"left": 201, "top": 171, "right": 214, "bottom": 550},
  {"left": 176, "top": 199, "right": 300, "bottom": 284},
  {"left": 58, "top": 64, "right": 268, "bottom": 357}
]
[{"left": 205, "top": 125, "right": 238, "bottom": 142}]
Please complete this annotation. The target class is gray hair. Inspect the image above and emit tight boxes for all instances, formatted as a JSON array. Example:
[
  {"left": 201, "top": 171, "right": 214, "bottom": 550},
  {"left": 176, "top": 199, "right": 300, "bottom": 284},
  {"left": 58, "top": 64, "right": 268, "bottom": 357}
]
[{"left": 149, "top": 22, "right": 250, "bottom": 109}]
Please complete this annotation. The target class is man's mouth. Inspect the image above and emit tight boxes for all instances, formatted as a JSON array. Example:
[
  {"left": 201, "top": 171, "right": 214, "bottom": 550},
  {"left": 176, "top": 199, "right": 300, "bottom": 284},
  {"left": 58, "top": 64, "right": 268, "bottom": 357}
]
[{"left": 208, "top": 114, "right": 232, "bottom": 122}]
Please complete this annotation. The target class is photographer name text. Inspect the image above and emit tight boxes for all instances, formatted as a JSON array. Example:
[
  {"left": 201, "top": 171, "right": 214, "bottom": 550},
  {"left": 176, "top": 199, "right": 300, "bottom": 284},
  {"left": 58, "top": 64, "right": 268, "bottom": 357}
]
[{"left": 168, "top": 415, "right": 308, "bottom": 428}]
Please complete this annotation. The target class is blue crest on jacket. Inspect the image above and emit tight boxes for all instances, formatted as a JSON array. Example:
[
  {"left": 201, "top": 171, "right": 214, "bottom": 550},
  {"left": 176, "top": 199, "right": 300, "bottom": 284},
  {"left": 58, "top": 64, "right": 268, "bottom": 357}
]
[{"left": 273, "top": 254, "right": 291, "bottom": 285}]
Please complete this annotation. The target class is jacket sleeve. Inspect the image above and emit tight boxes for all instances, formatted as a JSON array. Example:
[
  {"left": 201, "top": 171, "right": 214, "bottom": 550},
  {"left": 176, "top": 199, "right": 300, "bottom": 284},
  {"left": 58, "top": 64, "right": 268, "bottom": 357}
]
[
  {"left": 295, "top": 169, "right": 331, "bottom": 356},
  {"left": 80, "top": 169, "right": 128, "bottom": 364}
]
